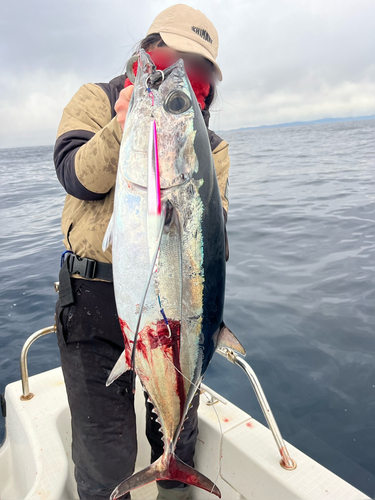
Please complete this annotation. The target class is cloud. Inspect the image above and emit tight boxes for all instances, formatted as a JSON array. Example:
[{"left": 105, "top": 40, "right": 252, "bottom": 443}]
[
  {"left": 1, "top": 0, "right": 374, "bottom": 147},
  {"left": 209, "top": 0, "right": 375, "bottom": 130},
  {"left": 0, "top": 70, "right": 84, "bottom": 148},
  {"left": 212, "top": 78, "right": 375, "bottom": 131}
]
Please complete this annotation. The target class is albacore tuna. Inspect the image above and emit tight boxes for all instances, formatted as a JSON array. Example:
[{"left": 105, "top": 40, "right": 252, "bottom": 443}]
[{"left": 103, "top": 50, "right": 245, "bottom": 499}]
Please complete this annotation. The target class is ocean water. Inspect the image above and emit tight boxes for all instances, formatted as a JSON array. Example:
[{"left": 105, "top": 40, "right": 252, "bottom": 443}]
[{"left": 0, "top": 119, "right": 374, "bottom": 497}]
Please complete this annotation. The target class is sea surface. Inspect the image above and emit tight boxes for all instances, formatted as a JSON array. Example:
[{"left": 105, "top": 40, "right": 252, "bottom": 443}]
[{"left": 0, "top": 119, "right": 374, "bottom": 497}]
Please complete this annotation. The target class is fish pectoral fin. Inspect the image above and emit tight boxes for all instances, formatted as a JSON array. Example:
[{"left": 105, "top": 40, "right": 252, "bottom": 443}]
[
  {"left": 110, "top": 454, "right": 221, "bottom": 499},
  {"left": 216, "top": 323, "right": 246, "bottom": 355},
  {"left": 106, "top": 350, "right": 131, "bottom": 387},
  {"left": 102, "top": 213, "right": 114, "bottom": 251}
]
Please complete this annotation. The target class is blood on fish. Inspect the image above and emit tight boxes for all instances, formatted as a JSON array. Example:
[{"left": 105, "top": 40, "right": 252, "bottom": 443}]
[
  {"left": 136, "top": 337, "right": 149, "bottom": 362},
  {"left": 168, "top": 457, "right": 204, "bottom": 487},
  {"left": 118, "top": 318, "right": 133, "bottom": 368},
  {"left": 118, "top": 317, "right": 185, "bottom": 419},
  {"left": 246, "top": 421, "right": 254, "bottom": 428},
  {"left": 137, "top": 320, "right": 185, "bottom": 419}
]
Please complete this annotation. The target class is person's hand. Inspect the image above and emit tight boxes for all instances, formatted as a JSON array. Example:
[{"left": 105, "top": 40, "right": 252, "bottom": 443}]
[{"left": 115, "top": 85, "right": 134, "bottom": 131}]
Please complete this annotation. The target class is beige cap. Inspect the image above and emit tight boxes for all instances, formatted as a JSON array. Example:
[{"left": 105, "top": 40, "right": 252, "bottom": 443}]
[{"left": 146, "top": 4, "right": 222, "bottom": 81}]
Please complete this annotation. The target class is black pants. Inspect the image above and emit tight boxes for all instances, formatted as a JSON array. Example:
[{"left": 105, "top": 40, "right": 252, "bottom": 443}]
[{"left": 56, "top": 278, "right": 199, "bottom": 500}]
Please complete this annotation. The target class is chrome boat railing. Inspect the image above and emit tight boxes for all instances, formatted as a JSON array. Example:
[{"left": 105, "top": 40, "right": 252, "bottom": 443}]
[
  {"left": 217, "top": 346, "right": 296, "bottom": 470},
  {"left": 18, "top": 282, "right": 296, "bottom": 470},
  {"left": 20, "top": 325, "right": 56, "bottom": 401}
]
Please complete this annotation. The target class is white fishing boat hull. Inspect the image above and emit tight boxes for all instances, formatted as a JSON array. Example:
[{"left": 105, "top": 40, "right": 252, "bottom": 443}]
[{"left": 0, "top": 367, "right": 369, "bottom": 500}]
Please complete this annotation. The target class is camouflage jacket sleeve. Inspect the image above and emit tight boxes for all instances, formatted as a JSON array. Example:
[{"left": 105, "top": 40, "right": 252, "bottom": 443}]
[{"left": 54, "top": 82, "right": 123, "bottom": 200}]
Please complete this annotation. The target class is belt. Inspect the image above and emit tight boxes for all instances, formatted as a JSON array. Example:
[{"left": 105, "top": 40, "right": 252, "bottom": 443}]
[{"left": 58, "top": 252, "right": 113, "bottom": 307}]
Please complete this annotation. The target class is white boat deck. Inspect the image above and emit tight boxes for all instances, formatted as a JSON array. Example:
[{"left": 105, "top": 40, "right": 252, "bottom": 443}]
[{"left": 0, "top": 367, "right": 370, "bottom": 500}]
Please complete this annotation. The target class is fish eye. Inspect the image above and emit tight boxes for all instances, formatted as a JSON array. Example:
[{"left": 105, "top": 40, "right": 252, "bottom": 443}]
[{"left": 163, "top": 90, "right": 191, "bottom": 114}]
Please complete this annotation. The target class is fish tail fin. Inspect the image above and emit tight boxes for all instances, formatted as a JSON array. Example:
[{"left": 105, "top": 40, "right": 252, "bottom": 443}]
[
  {"left": 164, "top": 454, "right": 221, "bottom": 497},
  {"left": 110, "top": 453, "right": 221, "bottom": 499},
  {"left": 110, "top": 460, "right": 162, "bottom": 499}
]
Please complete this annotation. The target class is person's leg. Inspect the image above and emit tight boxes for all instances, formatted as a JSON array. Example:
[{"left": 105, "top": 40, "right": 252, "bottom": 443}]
[
  {"left": 56, "top": 279, "right": 136, "bottom": 500},
  {"left": 156, "top": 482, "right": 192, "bottom": 500},
  {"left": 145, "top": 389, "right": 200, "bottom": 498}
]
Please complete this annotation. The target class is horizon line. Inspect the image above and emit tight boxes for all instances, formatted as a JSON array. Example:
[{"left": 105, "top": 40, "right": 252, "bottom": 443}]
[
  {"left": 1, "top": 114, "right": 374, "bottom": 150},
  {"left": 219, "top": 114, "right": 375, "bottom": 133}
]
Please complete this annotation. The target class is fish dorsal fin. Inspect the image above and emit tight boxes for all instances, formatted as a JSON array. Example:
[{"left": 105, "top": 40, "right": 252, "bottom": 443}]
[
  {"left": 102, "top": 213, "right": 114, "bottom": 251},
  {"left": 106, "top": 349, "right": 131, "bottom": 387},
  {"left": 216, "top": 323, "right": 246, "bottom": 355}
]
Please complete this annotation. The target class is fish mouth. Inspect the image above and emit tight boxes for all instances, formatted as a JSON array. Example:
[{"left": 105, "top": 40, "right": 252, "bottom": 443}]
[{"left": 143, "top": 56, "right": 187, "bottom": 89}]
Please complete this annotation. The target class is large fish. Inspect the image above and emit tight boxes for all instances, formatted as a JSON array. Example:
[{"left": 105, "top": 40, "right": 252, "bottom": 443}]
[{"left": 103, "top": 50, "right": 245, "bottom": 499}]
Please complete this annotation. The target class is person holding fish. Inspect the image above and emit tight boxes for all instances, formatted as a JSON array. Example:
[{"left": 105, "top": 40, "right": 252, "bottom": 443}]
[{"left": 54, "top": 4, "right": 239, "bottom": 500}]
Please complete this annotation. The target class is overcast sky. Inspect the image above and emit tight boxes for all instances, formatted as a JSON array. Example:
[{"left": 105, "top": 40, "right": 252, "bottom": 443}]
[{"left": 1, "top": 0, "right": 374, "bottom": 148}]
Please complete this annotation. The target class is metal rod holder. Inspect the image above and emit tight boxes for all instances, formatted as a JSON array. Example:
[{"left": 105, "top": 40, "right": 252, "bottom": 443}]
[
  {"left": 217, "top": 347, "right": 297, "bottom": 470},
  {"left": 200, "top": 383, "right": 228, "bottom": 406},
  {"left": 20, "top": 325, "right": 56, "bottom": 401}
]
